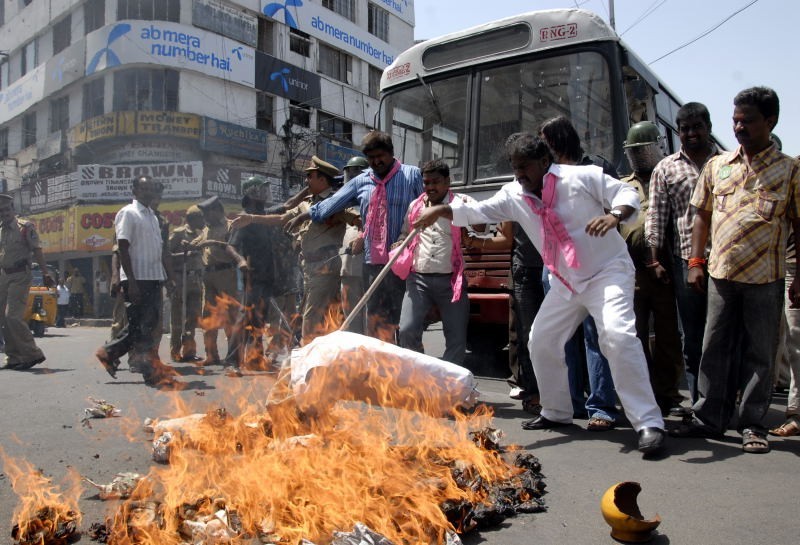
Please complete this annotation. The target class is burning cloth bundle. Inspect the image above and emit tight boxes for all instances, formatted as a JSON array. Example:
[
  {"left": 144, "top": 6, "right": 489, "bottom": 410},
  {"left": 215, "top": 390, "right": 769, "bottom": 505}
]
[{"left": 281, "top": 331, "right": 479, "bottom": 416}]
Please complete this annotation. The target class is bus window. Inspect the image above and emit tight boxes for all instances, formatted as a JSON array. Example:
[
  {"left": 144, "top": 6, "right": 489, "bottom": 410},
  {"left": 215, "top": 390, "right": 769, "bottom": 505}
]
[
  {"left": 475, "top": 51, "right": 613, "bottom": 181},
  {"left": 382, "top": 74, "right": 468, "bottom": 183}
]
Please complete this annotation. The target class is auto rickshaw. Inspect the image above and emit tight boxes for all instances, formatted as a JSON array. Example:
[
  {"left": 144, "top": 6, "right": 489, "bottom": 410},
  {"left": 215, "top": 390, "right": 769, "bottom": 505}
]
[{"left": 24, "top": 263, "right": 58, "bottom": 337}]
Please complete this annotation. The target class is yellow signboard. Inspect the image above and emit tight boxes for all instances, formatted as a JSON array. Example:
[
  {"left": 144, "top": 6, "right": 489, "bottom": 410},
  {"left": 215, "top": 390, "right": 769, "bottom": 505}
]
[
  {"left": 68, "top": 111, "right": 201, "bottom": 147},
  {"left": 25, "top": 200, "right": 239, "bottom": 254}
]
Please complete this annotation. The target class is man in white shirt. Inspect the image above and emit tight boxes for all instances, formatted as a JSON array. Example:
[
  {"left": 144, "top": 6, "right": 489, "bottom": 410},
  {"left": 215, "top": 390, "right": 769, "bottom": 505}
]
[
  {"left": 393, "top": 159, "right": 474, "bottom": 364},
  {"left": 414, "top": 133, "right": 666, "bottom": 455},
  {"left": 95, "top": 176, "right": 178, "bottom": 389}
]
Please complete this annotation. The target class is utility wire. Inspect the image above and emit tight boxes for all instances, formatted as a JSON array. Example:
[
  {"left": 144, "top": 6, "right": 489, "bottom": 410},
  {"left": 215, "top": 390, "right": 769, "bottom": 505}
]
[
  {"left": 650, "top": 0, "right": 760, "bottom": 64},
  {"left": 619, "top": 0, "right": 667, "bottom": 36}
]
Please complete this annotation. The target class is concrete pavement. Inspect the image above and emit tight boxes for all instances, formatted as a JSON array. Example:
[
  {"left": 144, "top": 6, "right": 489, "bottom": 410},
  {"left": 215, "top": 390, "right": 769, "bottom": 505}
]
[{"left": 0, "top": 325, "right": 797, "bottom": 544}]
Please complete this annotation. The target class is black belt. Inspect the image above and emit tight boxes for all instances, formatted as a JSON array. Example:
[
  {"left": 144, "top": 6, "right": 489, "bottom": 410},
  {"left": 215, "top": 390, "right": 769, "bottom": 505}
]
[
  {"left": 205, "top": 263, "right": 236, "bottom": 272},
  {"left": 0, "top": 261, "right": 29, "bottom": 275}
]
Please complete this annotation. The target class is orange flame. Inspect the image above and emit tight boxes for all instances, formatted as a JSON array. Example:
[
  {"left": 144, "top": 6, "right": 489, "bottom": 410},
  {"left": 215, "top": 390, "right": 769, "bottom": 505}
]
[
  {"left": 1, "top": 448, "right": 82, "bottom": 544},
  {"left": 101, "top": 346, "right": 518, "bottom": 545}
]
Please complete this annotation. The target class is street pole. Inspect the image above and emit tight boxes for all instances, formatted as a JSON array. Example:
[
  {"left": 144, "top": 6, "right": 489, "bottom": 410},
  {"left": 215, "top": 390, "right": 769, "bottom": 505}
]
[{"left": 609, "top": 0, "right": 616, "bottom": 31}]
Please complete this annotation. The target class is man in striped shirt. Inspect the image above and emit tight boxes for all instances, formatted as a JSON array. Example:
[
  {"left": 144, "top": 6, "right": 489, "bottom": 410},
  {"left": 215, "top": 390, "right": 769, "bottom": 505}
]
[
  {"left": 645, "top": 102, "right": 720, "bottom": 409},
  {"left": 292, "top": 132, "right": 423, "bottom": 341},
  {"left": 672, "top": 87, "right": 800, "bottom": 454}
]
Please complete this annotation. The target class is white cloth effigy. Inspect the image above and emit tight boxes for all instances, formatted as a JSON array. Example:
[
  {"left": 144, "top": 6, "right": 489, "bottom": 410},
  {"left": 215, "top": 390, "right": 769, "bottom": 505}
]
[{"left": 288, "top": 331, "right": 479, "bottom": 416}]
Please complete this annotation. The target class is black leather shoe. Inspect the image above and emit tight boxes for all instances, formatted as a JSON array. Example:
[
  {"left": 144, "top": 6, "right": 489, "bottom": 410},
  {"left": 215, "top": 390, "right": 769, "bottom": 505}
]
[
  {"left": 182, "top": 355, "right": 203, "bottom": 363},
  {"left": 638, "top": 427, "right": 666, "bottom": 454},
  {"left": 521, "top": 415, "right": 571, "bottom": 430}
]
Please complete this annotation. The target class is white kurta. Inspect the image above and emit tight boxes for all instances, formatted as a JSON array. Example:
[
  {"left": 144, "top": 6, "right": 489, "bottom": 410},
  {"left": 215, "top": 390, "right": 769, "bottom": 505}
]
[{"left": 451, "top": 163, "right": 664, "bottom": 431}]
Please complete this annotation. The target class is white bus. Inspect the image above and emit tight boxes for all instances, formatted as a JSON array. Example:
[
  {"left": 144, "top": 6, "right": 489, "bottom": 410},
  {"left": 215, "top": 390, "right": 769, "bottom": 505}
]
[
  {"left": 377, "top": 8, "right": 689, "bottom": 351},
  {"left": 378, "top": 8, "right": 687, "bottom": 193}
]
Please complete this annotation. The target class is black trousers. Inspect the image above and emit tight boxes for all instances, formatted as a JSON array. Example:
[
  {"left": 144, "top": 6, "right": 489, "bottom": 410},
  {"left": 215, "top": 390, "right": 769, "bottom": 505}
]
[{"left": 103, "top": 280, "right": 162, "bottom": 378}]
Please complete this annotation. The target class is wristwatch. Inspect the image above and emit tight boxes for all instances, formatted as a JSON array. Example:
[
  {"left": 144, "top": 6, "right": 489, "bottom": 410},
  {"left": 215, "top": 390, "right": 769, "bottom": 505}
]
[{"left": 609, "top": 209, "right": 624, "bottom": 222}]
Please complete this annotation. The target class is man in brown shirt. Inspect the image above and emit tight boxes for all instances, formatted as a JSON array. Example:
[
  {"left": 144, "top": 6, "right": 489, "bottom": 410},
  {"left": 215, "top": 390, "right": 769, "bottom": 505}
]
[{"left": 0, "top": 194, "right": 53, "bottom": 369}]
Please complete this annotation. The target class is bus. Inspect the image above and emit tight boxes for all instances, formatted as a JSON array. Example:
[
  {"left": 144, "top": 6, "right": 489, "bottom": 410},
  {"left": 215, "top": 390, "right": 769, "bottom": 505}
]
[{"left": 377, "top": 8, "right": 688, "bottom": 351}]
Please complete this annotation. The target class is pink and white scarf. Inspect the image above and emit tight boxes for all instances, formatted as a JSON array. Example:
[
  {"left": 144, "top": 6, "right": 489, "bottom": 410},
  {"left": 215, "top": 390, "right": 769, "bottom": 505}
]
[
  {"left": 391, "top": 192, "right": 464, "bottom": 302},
  {"left": 522, "top": 172, "right": 580, "bottom": 292},
  {"left": 363, "top": 160, "right": 401, "bottom": 264}
]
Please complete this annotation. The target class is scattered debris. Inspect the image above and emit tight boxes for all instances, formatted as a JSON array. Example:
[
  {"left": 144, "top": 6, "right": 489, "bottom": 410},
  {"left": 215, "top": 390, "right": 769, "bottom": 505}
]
[
  {"left": 83, "top": 473, "right": 144, "bottom": 500},
  {"left": 81, "top": 398, "right": 121, "bottom": 428}
]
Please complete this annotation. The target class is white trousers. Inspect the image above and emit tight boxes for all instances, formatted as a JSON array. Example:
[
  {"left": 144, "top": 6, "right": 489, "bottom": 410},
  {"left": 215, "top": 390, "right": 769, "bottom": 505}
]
[{"left": 530, "top": 263, "right": 664, "bottom": 431}]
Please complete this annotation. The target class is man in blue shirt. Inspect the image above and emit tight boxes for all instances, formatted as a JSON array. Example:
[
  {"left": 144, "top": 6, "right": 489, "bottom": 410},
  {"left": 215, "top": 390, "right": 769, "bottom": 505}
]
[{"left": 288, "top": 132, "right": 423, "bottom": 341}]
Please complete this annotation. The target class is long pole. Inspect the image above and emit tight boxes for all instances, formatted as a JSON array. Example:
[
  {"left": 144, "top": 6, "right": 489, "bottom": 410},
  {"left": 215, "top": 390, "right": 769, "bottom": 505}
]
[
  {"left": 609, "top": 0, "right": 616, "bottom": 31},
  {"left": 339, "top": 226, "right": 421, "bottom": 332}
]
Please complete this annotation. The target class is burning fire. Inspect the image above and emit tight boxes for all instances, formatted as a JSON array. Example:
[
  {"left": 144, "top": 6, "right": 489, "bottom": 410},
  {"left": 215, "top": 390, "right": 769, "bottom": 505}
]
[
  {"left": 5, "top": 297, "right": 545, "bottom": 545},
  {"left": 1, "top": 449, "right": 82, "bottom": 545}
]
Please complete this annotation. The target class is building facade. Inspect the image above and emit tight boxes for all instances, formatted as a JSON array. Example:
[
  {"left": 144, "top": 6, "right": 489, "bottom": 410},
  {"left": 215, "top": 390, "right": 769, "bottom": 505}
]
[{"left": 0, "top": 0, "right": 414, "bottom": 312}]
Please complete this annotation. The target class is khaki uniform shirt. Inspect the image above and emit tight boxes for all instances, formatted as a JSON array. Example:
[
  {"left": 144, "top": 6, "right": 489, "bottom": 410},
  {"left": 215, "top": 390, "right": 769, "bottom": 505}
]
[
  {"left": 619, "top": 173, "right": 650, "bottom": 269},
  {"left": 284, "top": 188, "right": 355, "bottom": 274},
  {"left": 0, "top": 218, "right": 40, "bottom": 268},
  {"left": 197, "top": 220, "right": 235, "bottom": 267},
  {"left": 169, "top": 225, "right": 204, "bottom": 273}
]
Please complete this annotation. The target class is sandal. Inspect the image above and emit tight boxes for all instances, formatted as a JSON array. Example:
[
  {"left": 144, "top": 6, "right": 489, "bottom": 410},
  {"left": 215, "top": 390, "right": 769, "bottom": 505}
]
[
  {"left": 587, "top": 416, "right": 616, "bottom": 432},
  {"left": 769, "top": 418, "right": 800, "bottom": 437},
  {"left": 742, "top": 429, "right": 770, "bottom": 453}
]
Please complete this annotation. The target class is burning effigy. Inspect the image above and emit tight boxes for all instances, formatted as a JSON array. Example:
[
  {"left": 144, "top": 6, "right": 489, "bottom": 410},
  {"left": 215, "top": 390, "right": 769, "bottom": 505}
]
[{"left": 5, "top": 327, "right": 546, "bottom": 545}]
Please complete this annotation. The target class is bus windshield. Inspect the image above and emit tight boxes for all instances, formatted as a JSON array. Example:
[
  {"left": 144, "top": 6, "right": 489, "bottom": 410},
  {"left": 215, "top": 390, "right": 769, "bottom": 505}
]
[{"left": 380, "top": 49, "right": 614, "bottom": 185}]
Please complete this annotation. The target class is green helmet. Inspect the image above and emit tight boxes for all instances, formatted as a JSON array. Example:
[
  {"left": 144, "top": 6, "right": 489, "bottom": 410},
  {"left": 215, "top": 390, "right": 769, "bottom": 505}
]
[
  {"left": 242, "top": 176, "right": 270, "bottom": 201},
  {"left": 623, "top": 121, "right": 661, "bottom": 148},
  {"left": 345, "top": 156, "right": 369, "bottom": 169}
]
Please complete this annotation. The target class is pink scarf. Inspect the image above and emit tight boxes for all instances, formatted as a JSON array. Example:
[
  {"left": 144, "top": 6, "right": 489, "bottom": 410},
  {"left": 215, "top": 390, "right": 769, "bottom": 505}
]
[
  {"left": 522, "top": 172, "right": 580, "bottom": 293},
  {"left": 364, "top": 159, "right": 402, "bottom": 264},
  {"left": 391, "top": 192, "right": 464, "bottom": 302}
]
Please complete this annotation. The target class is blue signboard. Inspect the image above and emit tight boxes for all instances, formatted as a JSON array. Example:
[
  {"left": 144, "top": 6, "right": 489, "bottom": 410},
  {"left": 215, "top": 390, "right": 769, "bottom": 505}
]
[
  {"left": 323, "top": 141, "right": 362, "bottom": 170},
  {"left": 202, "top": 117, "right": 268, "bottom": 161}
]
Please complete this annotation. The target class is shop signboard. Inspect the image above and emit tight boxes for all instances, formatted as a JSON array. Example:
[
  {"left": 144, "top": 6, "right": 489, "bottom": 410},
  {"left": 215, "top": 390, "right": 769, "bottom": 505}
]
[
  {"left": 202, "top": 117, "right": 268, "bottom": 161},
  {"left": 77, "top": 161, "right": 204, "bottom": 201}
]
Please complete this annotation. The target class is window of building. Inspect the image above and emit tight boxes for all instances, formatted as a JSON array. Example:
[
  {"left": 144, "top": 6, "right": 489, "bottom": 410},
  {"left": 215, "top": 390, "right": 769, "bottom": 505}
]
[
  {"left": 0, "top": 129, "right": 8, "bottom": 160},
  {"left": 20, "top": 40, "right": 36, "bottom": 77},
  {"left": 50, "top": 96, "right": 70, "bottom": 132},
  {"left": 368, "top": 66, "right": 382, "bottom": 99},
  {"left": 318, "top": 44, "right": 351, "bottom": 84},
  {"left": 0, "top": 2, "right": 5, "bottom": 27},
  {"left": 53, "top": 15, "right": 72, "bottom": 54},
  {"left": 289, "top": 28, "right": 311, "bottom": 57},
  {"left": 289, "top": 101, "right": 310, "bottom": 128},
  {"left": 113, "top": 69, "right": 179, "bottom": 111},
  {"left": 322, "top": 0, "right": 354, "bottom": 22},
  {"left": 0, "top": 61, "right": 8, "bottom": 90},
  {"left": 318, "top": 111, "right": 352, "bottom": 144},
  {"left": 22, "top": 112, "right": 37, "bottom": 148},
  {"left": 368, "top": 3, "right": 389, "bottom": 42},
  {"left": 82, "top": 78, "right": 105, "bottom": 120},
  {"left": 117, "top": 0, "right": 179, "bottom": 22},
  {"left": 257, "top": 18, "right": 274, "bottom": 54},
  {"left": 256, "top": 92, "right": 274, "bottom": 132},
  {"left": 85, "top": 0, "right": 105, "bottom": 34}
]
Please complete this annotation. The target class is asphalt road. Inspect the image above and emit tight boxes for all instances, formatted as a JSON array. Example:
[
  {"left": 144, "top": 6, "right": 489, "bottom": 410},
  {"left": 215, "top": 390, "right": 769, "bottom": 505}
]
[{"left": 0, "top": 325, "right": 797, "bottom": 545}]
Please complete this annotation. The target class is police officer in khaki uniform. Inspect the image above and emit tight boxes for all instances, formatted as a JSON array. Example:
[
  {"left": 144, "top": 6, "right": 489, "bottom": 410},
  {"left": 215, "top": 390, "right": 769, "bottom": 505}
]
[
  {"left": 0, "top": 194, "right": 52, "bottom": 369},
  {"left": 168, "top": 205, "right": 205, "bottom": 362},
  {"left": 232, "top": 156, "right": 355, "bottom": 344},
  {"left": 193, "top": 196, "right": 246, "bottom": 365}
]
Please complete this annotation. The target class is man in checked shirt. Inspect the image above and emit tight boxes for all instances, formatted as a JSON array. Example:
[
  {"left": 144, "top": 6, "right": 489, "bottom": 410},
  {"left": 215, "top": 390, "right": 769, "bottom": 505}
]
[
  {"left": 670, "top": 87, "right": 800, "bottom": 454},
  {"left": 645, "top": 102, "right": 720, "bottom": 411}
]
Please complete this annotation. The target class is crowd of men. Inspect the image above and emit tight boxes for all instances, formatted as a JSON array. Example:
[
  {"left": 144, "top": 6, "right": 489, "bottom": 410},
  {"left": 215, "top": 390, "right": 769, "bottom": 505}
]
[{"left": 2, "top": 85, "right": 798, "bottom": 457}]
